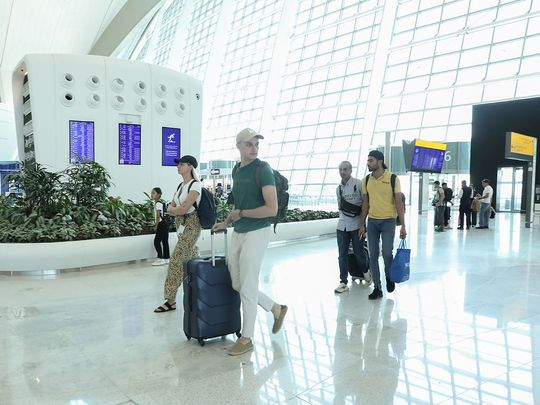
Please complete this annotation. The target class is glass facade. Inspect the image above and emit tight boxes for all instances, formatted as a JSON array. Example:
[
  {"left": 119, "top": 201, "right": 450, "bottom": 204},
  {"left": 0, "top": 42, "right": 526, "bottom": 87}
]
[{"left": 113, "top": 0, "right": 540, "bottom": 208}]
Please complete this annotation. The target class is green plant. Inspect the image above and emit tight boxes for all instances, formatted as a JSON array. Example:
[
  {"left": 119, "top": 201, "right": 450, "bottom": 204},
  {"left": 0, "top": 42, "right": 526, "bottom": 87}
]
[
  {"left": 0, "top": 162, "right": 156, "bottom": 243},
  {"left": 62, "top": 162, "right": 111, "bottom": 206},
  {"left": 6, "top": 162, "right": 67, "bottom": 217},
  {"left": 284, "top": 208, "right": 339, "bottom": 222},
  {"left": 0, "top": 162, "right": 339, "bottom": 244},
  {"left": 215, "top": 198, "right": 233, "bottom": 222}
]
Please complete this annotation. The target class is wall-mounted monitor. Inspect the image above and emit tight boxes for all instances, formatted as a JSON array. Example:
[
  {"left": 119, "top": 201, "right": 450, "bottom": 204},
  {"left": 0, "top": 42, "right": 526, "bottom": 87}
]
[
  {"left": 69, "top": 120, "right": 95, "bottom": 163},
  {"left": 119, "top": 123, "right": 141, "bottom": 165},
  {"left": 162, "top": 127, "right": 181, "bottom": 166},
  {"left": 403, "top": 139, "right": 447, "bottom": 173}
]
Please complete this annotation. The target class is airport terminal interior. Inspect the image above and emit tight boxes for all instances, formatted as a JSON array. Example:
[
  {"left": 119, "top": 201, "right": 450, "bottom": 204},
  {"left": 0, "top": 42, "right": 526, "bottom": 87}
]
[{"left": 1, "top": 0, "right": 540, "bottom": 404}]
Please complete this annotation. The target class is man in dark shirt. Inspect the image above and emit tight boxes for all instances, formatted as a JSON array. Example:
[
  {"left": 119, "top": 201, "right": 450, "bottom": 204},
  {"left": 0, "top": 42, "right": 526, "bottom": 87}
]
[
  {"left": 457, "top": 180, "right": 472, "bottom": 230},
  {"left": 442, "top": 182, "right": 453, "bottom": 229}
]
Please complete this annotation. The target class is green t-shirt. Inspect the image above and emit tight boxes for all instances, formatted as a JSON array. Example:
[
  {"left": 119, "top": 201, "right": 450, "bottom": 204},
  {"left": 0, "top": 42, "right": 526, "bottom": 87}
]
[{"left": 232, "top": 159, "right": 276, "bottom": 233}]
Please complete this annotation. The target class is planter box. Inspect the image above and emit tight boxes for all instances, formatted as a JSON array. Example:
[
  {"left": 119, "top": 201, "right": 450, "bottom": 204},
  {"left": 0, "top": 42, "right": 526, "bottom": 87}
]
[{"left": 0, "top": 218, "right": 338, "bottom": 272}]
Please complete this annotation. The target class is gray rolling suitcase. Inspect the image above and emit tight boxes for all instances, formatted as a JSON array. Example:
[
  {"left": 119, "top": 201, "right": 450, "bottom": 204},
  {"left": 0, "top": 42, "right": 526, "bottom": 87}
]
[{"left": 183, "top": 229, "right": 241, "bottom": 346}]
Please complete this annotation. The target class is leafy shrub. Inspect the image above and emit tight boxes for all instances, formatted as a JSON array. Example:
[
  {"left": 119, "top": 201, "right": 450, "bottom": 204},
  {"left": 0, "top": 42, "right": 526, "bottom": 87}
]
[
  {"left": 62, "top": 162, "right": 111, "bottom": 206},
  {"left": 215, "top": 200, "right": 338, "bottom": 224},
  {"left": 0, "top": 163, "right": 338, "bottom": 243},
  {"left": 1, "top": 163, "right": 154, "bottom": 243}
]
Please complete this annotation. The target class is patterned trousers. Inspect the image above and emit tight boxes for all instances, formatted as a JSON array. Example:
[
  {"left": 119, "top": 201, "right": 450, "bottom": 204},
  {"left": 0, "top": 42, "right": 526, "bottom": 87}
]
[{"left": 164, "top": 213, "right": 201, "bottom": 301}]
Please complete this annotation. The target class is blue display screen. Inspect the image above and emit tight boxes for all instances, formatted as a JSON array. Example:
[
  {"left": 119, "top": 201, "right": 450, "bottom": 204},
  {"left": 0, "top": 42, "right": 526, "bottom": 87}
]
[
  {"left": 119, "top": 123, "right": 141, "bottom": 165},
  {"left": 162, "top": 127, "right": 181, "bottom": 166},
  {"left": 69, "top": 120, "right": 95, "bottom": 163},
  {"left": 411, "top": 146, "right": 445, "bottom": 173}
]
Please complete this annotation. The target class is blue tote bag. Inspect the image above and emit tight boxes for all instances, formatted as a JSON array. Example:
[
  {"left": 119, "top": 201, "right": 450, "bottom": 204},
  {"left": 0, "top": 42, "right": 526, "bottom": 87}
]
[{"left": 390, "top": 240, "right": 410, "bottom": 283}]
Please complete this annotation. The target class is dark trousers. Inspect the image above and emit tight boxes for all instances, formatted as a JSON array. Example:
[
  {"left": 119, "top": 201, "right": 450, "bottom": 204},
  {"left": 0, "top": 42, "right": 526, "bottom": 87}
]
[
  {"left": 337, "top": 229, "right": 364, "bottom": 284},
  {"left": 154, "top": 221, "right": 170, "bottom": 259},
  {"left": 444, "top": 205, "right": 451, "bottom": 226},
  {"left": 434, "top": 206, "right": 445, "bottom": 228},
  {"left": 458, "top": 205, "right": 471, "bottom": 228},
  {"left": 471, "top": 211, "right": 478, "bottom": 226}
]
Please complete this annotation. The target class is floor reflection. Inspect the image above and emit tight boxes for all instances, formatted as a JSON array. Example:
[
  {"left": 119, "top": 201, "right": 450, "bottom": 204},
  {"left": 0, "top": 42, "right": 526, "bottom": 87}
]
[{"left": 0, "top": 212, "right": 539, "bottom": 404}]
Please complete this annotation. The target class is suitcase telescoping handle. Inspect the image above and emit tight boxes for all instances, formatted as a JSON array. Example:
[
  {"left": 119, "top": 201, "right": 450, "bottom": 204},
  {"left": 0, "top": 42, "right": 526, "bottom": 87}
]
[{"left": 210, "top": 228, "right": 228, "bottom": 267}]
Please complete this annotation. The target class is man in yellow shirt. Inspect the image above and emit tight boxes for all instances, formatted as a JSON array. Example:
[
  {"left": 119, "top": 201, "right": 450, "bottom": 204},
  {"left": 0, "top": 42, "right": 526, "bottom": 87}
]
[{"left": 358, "top": 150, "right": 406, "bottom": 300}]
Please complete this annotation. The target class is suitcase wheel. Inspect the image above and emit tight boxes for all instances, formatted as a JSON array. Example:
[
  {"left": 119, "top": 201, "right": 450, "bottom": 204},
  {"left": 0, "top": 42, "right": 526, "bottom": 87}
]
[
  {"left": 236, "top": 331, "right": 241, "bottom": 338},
  {"left": 185, "top": 333, "right": 191, "bottom": 340},
  {"left": 198, "top": 338, "right": 205, "bottom": 346}
]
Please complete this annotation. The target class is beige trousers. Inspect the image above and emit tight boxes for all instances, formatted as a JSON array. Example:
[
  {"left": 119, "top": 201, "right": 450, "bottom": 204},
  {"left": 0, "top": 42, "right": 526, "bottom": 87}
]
[{"left": 228, "top": 226, "right": 274, "bottom": 339}]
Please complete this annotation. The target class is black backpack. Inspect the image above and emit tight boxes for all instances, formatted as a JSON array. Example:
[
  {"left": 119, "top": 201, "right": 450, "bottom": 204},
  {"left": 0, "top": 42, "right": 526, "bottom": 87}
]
[
  {"left": 185, "top": 181, "right": 217, "bottom": 229},
  {"left": 158, "top": 199, "right": 175, "bottom": 227},
  {"left": 444, "top": 187, "right": 453, "bottom": 203},
  {"left": 365, "top": 173, "right": 405, "bottom": 225},
  {"left": 231, "top": 161, "right": 289, "bottom": 233}
]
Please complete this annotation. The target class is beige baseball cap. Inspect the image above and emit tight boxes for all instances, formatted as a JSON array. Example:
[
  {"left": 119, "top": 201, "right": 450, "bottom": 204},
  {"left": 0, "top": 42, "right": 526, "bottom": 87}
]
[{"left": 236, "top": 128, "right": 264, "bottom": 144}]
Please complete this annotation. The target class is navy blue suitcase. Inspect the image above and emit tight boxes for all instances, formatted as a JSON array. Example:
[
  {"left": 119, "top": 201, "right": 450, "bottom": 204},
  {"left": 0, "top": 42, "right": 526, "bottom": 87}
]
[{"left": 183, "top": 229, "right": 241, "bottom": 346}]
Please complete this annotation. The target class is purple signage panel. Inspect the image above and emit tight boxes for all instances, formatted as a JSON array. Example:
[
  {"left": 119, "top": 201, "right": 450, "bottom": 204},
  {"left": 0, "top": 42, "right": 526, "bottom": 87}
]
[
  {"left": 69, "top": 120, "right": 95, "bottom": 163},
  {"left": 162, "top": 127, "right": 181, "bottom": 166},
  {"left": 119, "top": 123, "right": 141, "bottom": 165},
  {"left": 411, "top": 146, "right": 445, "bottom": 173}
]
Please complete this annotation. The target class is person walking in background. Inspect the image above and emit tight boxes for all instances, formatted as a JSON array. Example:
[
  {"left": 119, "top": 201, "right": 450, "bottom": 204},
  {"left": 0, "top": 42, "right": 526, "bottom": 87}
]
[
  {"left": 212, "top": 128, "right": 287, "bottom": 356},
  {"left": 154, "top": 155, "right": 202, "bottom": 313},
  {"left": 442, "top": 182, "right": 453, "bottom": 229},
  {"left": 476, "top": 179, "right": 493, "bottom": 229},
  {"left": 358, "top": 150, "right": 406, "bottom": 300},
  {"left": 334, "top": 161, "right": 371, "bottom": 293},
  {"left": 151, "top": 187, "right": 169, "bottom": 266},
  {"left": 433, "top": 181, "right": 446, "bottom": 232},
  {"left": 457, "top": 180, "right": 472, "bottom": 230}
]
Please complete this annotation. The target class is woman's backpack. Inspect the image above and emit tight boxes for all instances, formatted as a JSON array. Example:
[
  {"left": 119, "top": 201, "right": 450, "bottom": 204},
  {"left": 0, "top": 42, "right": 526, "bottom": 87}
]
[{"left": 186, "top": 181, "right": 217, "bottom": 229}]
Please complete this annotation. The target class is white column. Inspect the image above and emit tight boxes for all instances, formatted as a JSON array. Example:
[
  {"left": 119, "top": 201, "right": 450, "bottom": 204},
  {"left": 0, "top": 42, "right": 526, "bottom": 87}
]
[
  {"left": 259, "top": 1, "right": 298, "bottom": 135},
  {"left": 356, "top": 0, "right": 399, "bottom": 174}
]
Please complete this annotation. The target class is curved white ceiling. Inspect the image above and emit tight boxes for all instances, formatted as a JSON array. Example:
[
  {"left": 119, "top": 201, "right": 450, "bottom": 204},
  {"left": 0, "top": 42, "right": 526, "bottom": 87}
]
[{"left": 0, "top": 0, "right": 128, "bottom": 103}]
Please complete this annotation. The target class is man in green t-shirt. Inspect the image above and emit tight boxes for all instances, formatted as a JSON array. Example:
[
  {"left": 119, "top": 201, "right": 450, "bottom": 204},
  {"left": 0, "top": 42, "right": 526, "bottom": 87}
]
[{"left": 213, "top": 128, "right": 288, "bottom": 356}]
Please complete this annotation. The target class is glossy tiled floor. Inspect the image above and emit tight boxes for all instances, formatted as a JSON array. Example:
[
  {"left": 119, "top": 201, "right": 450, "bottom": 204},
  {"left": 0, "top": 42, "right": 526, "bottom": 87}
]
[{"left": 1, "top": 212, "right": 540, "bottom": 405}]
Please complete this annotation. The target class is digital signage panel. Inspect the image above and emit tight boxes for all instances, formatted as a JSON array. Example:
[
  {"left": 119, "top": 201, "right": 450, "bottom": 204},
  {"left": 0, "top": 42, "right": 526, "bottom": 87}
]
[
  {"left": 162, "top": 127, "right": 181, "bottom": 166},
  {"left": 411, "top": 146, "right": 445, "bottom": 173},
  {"left": 69, "top": 120, "right": 95, "bottom": 163},
  {"left": 119, "top": 123, "right": 141, "bottom": 165}
]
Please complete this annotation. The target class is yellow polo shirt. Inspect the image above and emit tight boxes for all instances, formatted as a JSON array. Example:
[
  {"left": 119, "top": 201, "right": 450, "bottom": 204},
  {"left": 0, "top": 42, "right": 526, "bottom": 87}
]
[{"left": 362, "top": 171, "right": 401, "bottom": 219}]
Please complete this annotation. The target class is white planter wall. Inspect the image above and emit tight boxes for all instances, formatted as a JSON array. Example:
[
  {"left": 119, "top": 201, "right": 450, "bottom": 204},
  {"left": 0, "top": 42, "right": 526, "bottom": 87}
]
[{"left": 0, "top": 219, "right": 338, "bottom": 272}]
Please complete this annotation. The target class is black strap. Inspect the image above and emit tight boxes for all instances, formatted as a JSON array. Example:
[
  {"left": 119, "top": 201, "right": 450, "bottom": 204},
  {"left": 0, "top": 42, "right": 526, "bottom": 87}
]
[
  {"left": 175, "top": 180, "right": 198, "bottom": 209},
  {"left": 158, "top": 199, "right": 166, "bottom": 219},
  {"left": 339, "top": 183, "right": 361, "bottom": 217},
  {"left": 186, "top": 179, "right": 199, "bottom": 209},
  {"left": 365, "top": 173, "right": 396, "bottom": 195}
]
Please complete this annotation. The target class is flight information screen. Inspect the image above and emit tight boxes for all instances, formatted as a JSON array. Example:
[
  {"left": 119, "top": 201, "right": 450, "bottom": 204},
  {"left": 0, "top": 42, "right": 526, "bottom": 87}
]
[
  {"left": 162, "top": 127, "right": 181, "bottom": 166},
  {"left": 119, "top": 123, "right": 141, "bottom": 165},
  {"left": 69, "top": 120, "right": 95, "bottom": 163},
  {"left": 411, "top": 146, "right": 445, "bottom": 173}
]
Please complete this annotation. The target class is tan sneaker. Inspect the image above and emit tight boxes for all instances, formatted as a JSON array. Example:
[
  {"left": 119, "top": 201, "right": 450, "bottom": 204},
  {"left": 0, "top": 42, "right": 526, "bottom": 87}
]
[
  {"left": 272, "top": 305, "right": 288, "bottom": 334},
  {"left": 227, "top": 339, "right": 253, "bottom": 356}
]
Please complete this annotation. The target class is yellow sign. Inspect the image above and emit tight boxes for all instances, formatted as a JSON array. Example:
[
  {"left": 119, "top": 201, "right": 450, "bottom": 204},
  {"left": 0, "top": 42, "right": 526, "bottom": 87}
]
[
  {"left": 510, "top": 132, "right": 534, "bottom": 156},
  {"left": 416, "top": 139, "right": 447, "bottom": 151}
]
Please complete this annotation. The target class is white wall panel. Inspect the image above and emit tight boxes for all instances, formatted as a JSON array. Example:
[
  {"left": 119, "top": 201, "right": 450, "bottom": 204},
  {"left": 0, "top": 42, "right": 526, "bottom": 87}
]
[{"left": 12, "top": 54, "right": 202, "bottom": 201}]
